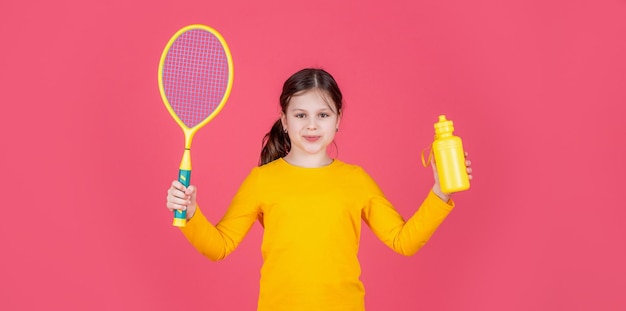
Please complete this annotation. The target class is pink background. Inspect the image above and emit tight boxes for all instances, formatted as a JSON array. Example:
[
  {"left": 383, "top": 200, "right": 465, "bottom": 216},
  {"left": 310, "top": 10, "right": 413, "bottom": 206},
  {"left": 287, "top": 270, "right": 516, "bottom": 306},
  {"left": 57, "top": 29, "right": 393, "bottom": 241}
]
[{"left": 1, "top": 0, "right": 625, "bottom": 310}]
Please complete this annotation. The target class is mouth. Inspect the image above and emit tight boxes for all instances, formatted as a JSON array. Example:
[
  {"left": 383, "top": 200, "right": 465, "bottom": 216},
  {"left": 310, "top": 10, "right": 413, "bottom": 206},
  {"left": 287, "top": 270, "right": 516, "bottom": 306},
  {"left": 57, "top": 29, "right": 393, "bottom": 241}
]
[{"left": 303, "top": 135, "right": 320, "bottom": 142}]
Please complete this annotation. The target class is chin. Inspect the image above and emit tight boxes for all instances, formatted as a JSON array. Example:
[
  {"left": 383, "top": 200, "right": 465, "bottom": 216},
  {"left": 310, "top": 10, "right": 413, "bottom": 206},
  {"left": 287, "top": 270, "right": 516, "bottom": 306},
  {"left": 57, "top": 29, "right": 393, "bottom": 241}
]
[
  {"left": 295, "top": 145, "right": 325, "bottom": 156},
  {"left": 303, "top": 148, "right": 326, "bottom": 155}
]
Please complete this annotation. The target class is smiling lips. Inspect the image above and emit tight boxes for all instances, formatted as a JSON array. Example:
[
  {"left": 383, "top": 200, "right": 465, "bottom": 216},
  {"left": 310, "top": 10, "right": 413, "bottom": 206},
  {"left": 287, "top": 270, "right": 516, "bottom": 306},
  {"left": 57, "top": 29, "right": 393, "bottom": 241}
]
[{"left": 304, "top": 135, "right": 320, "bottom": 142}]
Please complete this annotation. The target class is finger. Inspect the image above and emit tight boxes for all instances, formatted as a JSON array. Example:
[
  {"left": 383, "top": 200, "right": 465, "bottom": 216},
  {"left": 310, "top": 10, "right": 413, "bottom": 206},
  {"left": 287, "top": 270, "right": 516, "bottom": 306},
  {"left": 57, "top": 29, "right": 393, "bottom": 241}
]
[
  {"left": 465, "top": 159, "right": 472, "bottom": 167},
  {"left": 185, "top": 185, "right": 196, "bottom": 196},
  {"left": 167, "top": 196, "right": 191, "bottom": 205},
  {"left": 167, "top": 188, "right": 191, "bottom": 207},
  {"left": 166, "top": 201, "right": 188, "bottom": 212},
  {"left": 167, "top": 187, "right": 187, "bottom": 199},
  {"left": 171, "top": 180, "right": 186, "bottom": 191},
  {"left": 167, "top": 195, "right": 191, "bottom": 206}
]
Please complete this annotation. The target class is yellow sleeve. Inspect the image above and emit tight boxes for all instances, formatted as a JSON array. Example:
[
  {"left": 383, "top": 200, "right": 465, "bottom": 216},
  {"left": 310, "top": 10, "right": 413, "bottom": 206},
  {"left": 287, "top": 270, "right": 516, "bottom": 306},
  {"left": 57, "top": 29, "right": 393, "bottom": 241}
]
[
  {"left": 361, "top": 171, "right": 454, "bottom": 256},
  {"left": 180, "top": 168, "right": 262, "bottom": 261}
]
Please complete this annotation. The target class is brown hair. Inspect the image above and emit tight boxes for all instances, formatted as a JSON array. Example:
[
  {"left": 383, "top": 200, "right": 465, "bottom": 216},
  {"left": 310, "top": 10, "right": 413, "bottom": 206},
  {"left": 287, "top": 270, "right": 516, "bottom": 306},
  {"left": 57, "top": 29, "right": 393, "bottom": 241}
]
[{"left": 259, "top": 68, "right": 343, "bottom": 166}]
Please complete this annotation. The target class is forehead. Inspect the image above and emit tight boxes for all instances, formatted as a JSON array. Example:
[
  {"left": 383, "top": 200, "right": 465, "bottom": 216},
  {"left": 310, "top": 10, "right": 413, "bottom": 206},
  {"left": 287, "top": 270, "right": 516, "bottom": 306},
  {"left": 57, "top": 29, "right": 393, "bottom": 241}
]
[{"left": 288, "top": 89, "right": 336, "bottom": 111}]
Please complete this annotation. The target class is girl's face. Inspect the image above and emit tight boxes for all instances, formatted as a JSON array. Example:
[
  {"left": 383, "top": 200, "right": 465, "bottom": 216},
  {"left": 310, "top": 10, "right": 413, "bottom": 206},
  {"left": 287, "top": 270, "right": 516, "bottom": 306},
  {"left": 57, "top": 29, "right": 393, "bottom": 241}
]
[{"left": 281, "top": 89, "right": 341, "bottom": 162}]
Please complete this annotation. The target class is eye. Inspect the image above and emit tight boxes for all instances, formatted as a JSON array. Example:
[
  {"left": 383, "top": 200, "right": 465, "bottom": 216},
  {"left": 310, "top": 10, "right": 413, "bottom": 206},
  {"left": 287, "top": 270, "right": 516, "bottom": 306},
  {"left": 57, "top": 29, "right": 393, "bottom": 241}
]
[
  {"left": 319, "top": 113, "right": 330, "bottom": 118},
  {"left": 295, "top": 113, "right": 306, "bottom": 119}
]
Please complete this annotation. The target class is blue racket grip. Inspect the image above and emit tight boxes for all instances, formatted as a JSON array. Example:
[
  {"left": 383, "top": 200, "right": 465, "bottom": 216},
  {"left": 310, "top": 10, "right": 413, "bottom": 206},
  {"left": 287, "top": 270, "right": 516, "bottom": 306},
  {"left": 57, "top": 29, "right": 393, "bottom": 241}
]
[{"left": 173, "top": 169, "right": 191, "bottom": 227}]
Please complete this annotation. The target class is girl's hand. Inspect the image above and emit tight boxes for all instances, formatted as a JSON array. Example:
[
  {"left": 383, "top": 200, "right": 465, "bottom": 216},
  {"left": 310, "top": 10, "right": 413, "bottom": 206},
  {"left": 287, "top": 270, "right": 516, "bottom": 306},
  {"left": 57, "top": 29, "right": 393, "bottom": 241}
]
[
  {"left": 431, "top": 152, "right": 473, "bottom": 202},
  {"left": 166, "top": 180, "right": 198, "bottom": 220}
]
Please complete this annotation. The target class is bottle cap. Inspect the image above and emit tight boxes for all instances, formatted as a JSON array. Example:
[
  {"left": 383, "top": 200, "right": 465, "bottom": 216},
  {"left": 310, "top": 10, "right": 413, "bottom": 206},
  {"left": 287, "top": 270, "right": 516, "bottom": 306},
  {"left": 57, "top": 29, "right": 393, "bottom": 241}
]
[{"left": 434, "top": 115, "right": 454, "bottom": 137}]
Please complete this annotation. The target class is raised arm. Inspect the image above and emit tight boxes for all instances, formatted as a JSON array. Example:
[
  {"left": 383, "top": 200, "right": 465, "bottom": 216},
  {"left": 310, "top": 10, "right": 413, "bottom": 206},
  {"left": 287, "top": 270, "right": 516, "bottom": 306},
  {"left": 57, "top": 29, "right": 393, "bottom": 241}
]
[{"left": 360, "top": 171, "right": 454, "bottom": 256}]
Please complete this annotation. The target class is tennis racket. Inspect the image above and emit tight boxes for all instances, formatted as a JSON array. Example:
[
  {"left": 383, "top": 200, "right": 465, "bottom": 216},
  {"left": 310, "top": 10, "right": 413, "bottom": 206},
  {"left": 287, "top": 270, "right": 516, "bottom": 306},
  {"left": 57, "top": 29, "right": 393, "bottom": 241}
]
[{"left": 158, "top": 24, "right": 234, "bottom": 227}]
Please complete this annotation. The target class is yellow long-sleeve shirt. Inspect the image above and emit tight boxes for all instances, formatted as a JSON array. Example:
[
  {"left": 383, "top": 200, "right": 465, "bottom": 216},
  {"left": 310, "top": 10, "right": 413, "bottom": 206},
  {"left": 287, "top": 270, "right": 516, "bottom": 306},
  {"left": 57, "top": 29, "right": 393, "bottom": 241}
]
[{"left": 181, "top": 158, "right": 454, "bottom": 311}]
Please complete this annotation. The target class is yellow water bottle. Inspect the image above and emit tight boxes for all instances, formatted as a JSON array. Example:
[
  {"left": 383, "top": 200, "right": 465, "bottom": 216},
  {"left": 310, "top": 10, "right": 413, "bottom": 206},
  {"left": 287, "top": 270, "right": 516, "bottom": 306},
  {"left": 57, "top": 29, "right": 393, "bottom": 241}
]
[{"left": 432, "top": 115, "right": 470, "bottom": 193}]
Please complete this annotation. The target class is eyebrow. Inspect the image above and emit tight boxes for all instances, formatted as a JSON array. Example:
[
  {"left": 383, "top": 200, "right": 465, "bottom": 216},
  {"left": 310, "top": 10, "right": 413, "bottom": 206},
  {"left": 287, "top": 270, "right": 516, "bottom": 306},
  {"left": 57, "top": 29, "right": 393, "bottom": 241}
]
[{"left": 290, "top": 108, "right": 333, "bottom": 112}]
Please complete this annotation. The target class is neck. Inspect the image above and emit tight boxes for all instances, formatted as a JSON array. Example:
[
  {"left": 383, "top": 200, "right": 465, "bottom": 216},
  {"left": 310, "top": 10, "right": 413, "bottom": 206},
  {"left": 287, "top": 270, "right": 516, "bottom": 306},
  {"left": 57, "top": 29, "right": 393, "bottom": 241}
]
[{"left": 283, "top": 152, "right": 333, "bottom": 168}]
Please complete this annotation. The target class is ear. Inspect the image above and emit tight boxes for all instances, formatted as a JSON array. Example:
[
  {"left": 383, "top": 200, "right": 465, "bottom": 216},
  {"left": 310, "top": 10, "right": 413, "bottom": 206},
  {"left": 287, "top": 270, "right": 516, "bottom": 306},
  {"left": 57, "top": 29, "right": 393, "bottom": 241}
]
[
  {"left": 280, "top": 112, "right": 287, "bottom": 130},
  {"left": 336, "top": 110, "right": 342, "bottom": 129}
]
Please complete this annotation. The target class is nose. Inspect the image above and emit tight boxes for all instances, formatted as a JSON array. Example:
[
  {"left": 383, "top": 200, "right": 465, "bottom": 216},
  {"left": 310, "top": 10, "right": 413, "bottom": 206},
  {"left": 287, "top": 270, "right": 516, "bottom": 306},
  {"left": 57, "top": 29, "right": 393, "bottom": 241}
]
[{"left": 307, "top": 118, "right": 317, "bottom": 130}]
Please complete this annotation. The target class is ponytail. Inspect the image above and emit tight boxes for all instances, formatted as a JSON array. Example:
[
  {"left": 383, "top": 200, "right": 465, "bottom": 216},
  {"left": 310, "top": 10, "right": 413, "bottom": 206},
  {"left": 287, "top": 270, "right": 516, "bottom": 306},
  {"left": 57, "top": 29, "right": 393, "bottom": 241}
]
[{"left": 259, "top": 119, "right": 291, "bottom": 166}]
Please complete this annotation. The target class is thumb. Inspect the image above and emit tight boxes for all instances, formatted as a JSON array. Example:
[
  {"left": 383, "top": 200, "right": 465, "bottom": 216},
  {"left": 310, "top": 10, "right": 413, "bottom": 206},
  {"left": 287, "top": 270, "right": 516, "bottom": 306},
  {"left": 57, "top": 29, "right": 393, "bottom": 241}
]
[{"left": 185, "top": 185, "right": 196, "bottom": 195}]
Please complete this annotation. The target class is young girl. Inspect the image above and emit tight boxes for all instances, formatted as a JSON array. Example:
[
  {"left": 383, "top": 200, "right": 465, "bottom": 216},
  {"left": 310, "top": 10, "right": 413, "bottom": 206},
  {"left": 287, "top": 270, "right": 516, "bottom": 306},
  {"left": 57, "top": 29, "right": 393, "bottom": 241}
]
[{"left": 166, "top": 68, "right": 472, "bottom": 311}]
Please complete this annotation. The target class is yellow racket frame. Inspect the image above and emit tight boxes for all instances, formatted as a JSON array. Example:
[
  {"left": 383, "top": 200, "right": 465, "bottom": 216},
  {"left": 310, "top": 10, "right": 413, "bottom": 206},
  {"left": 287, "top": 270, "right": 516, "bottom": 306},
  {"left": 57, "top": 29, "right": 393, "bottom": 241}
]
[
  {"left": 158, "top": 24, "right": 234, "bottom": 227},
  {"left": 158, "top": 24, "right": 234, "bottom": 150}
]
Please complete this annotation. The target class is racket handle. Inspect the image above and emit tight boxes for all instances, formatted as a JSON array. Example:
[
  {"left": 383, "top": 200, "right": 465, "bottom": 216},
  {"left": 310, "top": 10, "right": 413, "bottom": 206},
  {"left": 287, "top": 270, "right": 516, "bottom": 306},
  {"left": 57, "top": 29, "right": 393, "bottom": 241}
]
[{"left": 173, "top": 169, "right": 191, "bottom": 227}]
